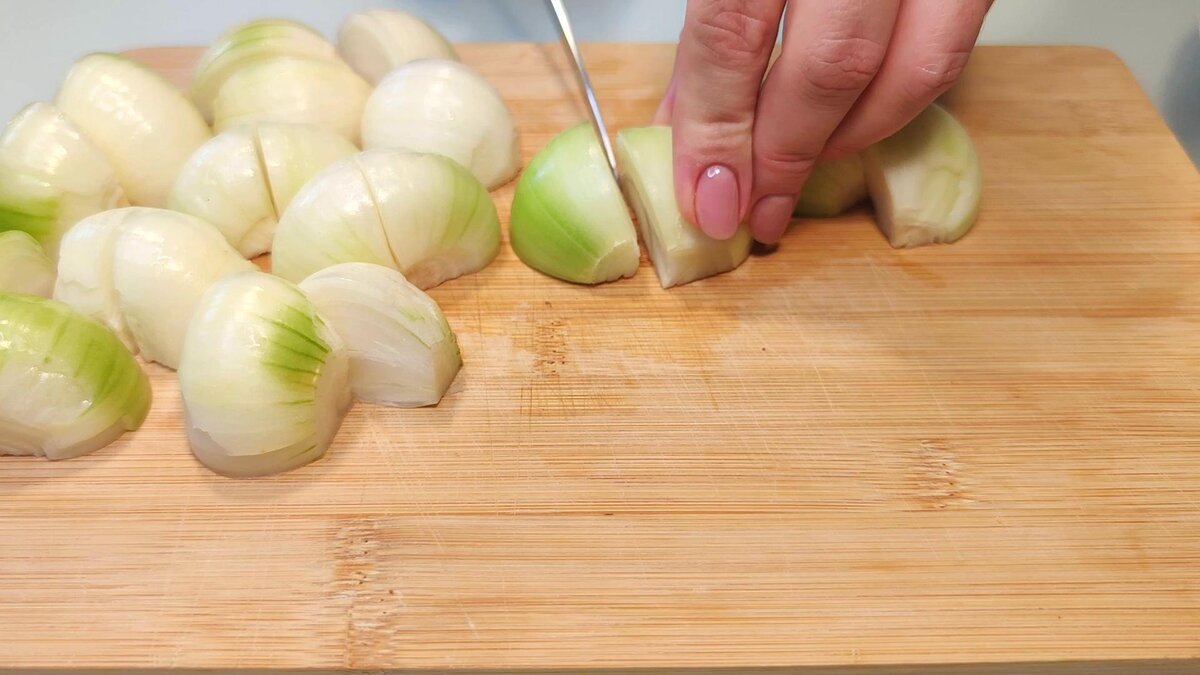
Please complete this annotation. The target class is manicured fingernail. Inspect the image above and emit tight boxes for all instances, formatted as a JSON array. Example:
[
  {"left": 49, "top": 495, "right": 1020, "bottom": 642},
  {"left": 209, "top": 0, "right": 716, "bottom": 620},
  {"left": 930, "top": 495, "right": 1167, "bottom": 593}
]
[
  {"left": 694, "top": 165, "right": 740, "bottom": 240},
  {"left": 750, "top": 194, "right": 797, "bottom": 244}
]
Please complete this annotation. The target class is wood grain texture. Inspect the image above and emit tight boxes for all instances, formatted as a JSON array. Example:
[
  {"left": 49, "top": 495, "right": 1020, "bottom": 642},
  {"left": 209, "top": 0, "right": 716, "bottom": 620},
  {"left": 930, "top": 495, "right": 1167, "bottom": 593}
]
[{"left": 1, "top": 44, "right": 1199, "bottom": 673}]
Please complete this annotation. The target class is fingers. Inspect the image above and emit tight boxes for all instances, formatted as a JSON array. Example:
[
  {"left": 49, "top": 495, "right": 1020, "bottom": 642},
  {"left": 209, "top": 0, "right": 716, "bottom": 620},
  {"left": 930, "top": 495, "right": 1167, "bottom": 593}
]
[
  {"left": 670, "top": 0, "right": 786, "bottom": 239},
  {"left": 822, "top": 0, "right": 992, "bottom": 158},
  {"left": 748, "top": 0, "right": 900, "bottom": 243}
]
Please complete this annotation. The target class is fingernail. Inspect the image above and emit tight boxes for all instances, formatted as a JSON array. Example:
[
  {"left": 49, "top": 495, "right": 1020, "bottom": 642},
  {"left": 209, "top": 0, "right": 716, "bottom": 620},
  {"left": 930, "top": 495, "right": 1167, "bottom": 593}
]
[
  {"left": 694, "top": 165, "right": 740, "bottom": 240},
  {"left": 749, "top": 194, "right": 797, "bottom": 245}
]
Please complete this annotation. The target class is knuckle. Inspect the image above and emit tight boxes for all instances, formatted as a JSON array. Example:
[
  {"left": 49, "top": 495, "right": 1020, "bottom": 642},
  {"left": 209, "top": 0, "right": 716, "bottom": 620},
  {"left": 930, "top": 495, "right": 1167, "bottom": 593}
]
[
  {"left": 691, "top": 1, "right": 777, "bottom": 68},
  {"left": 754, "top": 144, "right": 820, "bottom": 189},
  {"left": 800, "top": 36, "right": 887, "bottom": 98},
  {"left": 906, "top": 49, "right": 972, "bottom": 99}
]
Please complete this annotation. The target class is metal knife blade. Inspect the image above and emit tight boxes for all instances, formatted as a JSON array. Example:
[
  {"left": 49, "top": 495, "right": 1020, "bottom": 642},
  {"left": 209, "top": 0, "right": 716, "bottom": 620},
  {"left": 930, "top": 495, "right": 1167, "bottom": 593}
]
[{"left": 546, "top": 0, "right": 619, "bottom": 181}]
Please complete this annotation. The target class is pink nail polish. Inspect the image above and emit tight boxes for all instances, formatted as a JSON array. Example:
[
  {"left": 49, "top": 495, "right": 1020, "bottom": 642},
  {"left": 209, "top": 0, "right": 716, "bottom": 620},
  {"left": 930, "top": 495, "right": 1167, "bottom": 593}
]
[
  {"left": 749, "top": 194, "right": 797, "bottom": 245},
  {"left": 693, "top": 165, "right": 740, "bottom": 240}
]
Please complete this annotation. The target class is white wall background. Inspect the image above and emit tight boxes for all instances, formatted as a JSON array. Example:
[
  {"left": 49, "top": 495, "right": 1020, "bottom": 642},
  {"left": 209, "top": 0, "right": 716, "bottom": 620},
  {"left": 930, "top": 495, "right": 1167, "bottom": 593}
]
[{"left": 2, "top": 0, "right": 1197, "bottom": 162}]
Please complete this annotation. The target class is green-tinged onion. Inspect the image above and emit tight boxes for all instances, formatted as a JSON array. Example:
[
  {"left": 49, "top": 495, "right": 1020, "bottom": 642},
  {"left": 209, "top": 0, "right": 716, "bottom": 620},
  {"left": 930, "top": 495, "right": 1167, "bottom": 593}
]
[
  {"left": 361, "top": 60, "right": 520, "bottom": 189},
  {"left": 0, "top": 231, "right": 55, "bottom": 297},
  {"left": 169, "top": 123, "right": 356, "bottom": 257},
  {"left": 863, "top": 104, "right": 982, "bottom": 248},
  {"left": 212, "top": 56, "right": 370, "bottom": 145},
  {"left": 192, "top": 18, "right": 339, "bottom": 123},
  {"left": 615, "top": 126, "right": 751, "bottom": 288},
  {"left": 510, "top": 123, "right": 639, "bottom": 284},
  {"left": 0, "top": 292, "right": 150, "bottom": 460},
  {"left": 56, "top": 53, "right": 212, "bottom": 208},
  {"left": 54, "top": 207, "right": 255, "bottom": 369},
  {"left": 794, "top": 153, "right": 868, "bottom": 218},
  {"left": 273, "top": 149, "right": 500, "bottom": 290},
  {"left": 299, "top": 263, "right": 461, "bottom": 407},
  {"left": 179, "top": 270, "right": 351, "bottom": 477},
  {"left": 337, "top": 10, "right": 458, "bottom": 85},
  {"left": 0, "top": 102, "right": 127, "bottom": 258}
]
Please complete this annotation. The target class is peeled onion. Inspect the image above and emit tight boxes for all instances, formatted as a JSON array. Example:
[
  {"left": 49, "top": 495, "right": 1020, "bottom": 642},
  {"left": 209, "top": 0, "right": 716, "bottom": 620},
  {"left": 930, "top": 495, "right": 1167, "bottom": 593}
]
[
  {"left": 337, "top": 9, "right": 458, "bottom": 85},
  {"left": 0, "top": 231, "right": 55, "bottom": 297}
]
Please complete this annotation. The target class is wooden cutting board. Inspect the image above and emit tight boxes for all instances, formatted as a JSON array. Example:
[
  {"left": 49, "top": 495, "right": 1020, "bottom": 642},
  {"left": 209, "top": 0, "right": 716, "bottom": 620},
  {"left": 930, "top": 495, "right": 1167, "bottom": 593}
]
[{"left": 2, "top": 43, "right": 1199, "bottom": 674}]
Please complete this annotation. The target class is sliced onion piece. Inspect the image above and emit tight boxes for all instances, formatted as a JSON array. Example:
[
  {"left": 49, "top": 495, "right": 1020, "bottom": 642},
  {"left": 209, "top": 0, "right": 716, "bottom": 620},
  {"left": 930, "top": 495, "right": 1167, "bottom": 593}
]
[
  {"left": 337, "top": 10, "right": 458, "bottom": 85},
  {"left": 179, "top": 270, "right": 351, "bottom": 477},
  {"left": 0, "top": 102, "right": 127, "bottom": 258},
  {"left": 54, "top": 207, "right": 254, "bottom": 368},
  {"left": 169, "top": 123, "right": 356, "bottom": 257},
  {"left": 615, "top": 126, "right": 751, "bottom": 288},
  {"left": 299, "top": 263, "right": 461, "bottom": 407},
  {"left": 0, "top": 231, "right": 55, "bottom": 297},
  {"left": 794, "top": 153, "right": 868, "bottom": 218},
  {"left": 212, "top": 56, "right": 370, "bottom": 145},
  {"left": 361, "top": 60, "right": 520, "bottom": 189},
  {"left": 56, "top": 53, "right": 211, "bottom": 208},
  {"left": 0, "top": 293, "right": 151, "bottom": 460},
  {"left": 863, "top": 104, "right": 982, "bottom": 248},
  {"left": 192, "top": 18, "right": 339, "bottom": 122},
  {"left": 510, "top": 123, "right": 639, "bottom": 285},
  {"left": 273, "top": 150, "right": 500, "bottom": 290}
]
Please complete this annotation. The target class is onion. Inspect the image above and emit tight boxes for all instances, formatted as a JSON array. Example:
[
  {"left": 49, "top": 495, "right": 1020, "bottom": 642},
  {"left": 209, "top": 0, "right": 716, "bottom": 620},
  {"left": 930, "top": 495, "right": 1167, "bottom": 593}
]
[
  {"left": 54, "top": 207, "right": 254, "bottom": 369},
  {"left": 615, "top": 126, "right": 751, "bottom": 288},
  {"left": 0, "top": 292, "right": 151, "bottom": 460},
  {"left": 863, "top": 104, "right": 982, "bottom": 248},
  {"left": 56, "top": 53, "right": 211, "bottom": 208},
  {"left": 794, "top": 154, "right": 868, "bottom": 218},
  {"left": 338, "top": 9, "right": 458, "bottom": 85},
  {"left": 0, "top": 102, "right": 127, "bottom": 257},
  {"left": 300, "top": 263, "right": 461, "bottom": 407},
  {"left": 272, "top": 149, "right": 500, "bottom": 290},
  {"left": 212, "top": 56, "right": 370, "bottom": 145},
  {"left": 361, "top": 60, "right": 520, "bottom": 189},
  {"left": 0, "top": 231, "right": 55, "bottom": 297},
  {"left": 179, "top": 270, "right": 351, "bottom": 477},
  {"left": 192, "top": 18, "right": 339, "bottom": 122},
  {"left": 510, "top": 123, "right": 639, "bottom": 284},
  {"left": 169, "top": 123, "right": 356, "bottom": 257}
]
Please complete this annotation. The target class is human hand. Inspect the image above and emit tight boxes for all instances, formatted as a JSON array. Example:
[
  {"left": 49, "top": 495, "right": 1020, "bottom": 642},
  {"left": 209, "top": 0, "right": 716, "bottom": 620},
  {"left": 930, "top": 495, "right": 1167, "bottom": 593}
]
[{"left": 655, "top": 0, "right": 992, "bottom": 243}]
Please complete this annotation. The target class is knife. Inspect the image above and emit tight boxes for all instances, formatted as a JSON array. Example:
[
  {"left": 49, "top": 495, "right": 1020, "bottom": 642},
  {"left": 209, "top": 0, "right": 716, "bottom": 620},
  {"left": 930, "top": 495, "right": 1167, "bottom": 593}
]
[{"left": 545, "top": 0, "right": 619, "bottom": 181}]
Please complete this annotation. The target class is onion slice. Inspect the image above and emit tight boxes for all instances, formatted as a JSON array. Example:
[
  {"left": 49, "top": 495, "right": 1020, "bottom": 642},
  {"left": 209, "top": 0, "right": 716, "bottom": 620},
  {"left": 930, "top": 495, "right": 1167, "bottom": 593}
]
[{"left": 337, "top": 10, "right": 458, "bottom": 85}]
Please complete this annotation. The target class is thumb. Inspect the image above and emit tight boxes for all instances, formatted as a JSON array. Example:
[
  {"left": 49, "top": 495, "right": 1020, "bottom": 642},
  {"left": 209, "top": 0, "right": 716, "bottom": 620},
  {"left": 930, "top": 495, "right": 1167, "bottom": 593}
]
[{"left": 670, "top": 0, "right": 784, "bottom": 239}]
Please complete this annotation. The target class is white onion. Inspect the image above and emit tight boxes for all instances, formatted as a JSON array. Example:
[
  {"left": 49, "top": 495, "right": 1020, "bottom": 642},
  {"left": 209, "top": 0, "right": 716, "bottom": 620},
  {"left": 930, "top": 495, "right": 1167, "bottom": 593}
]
[
  {"left": 300, "top": 263, "right": 461, "bottom": 407},
  {"left": 212, "top": 56, "right": 370, "bottom": 145},
  {"left": 0, "top": 293, "right": 150, "bottom": 460},
  {"left": 0, "top": 231, "right": 55, "bottom": 297},
  {"left": 56, "top": 53, "right": 211, "bottom": 207},
  {"left": 169, "top": 123, "right": 356, "bottom": 257},
  {"left": 337, "top": 9, "right": 458, "bottom": 85},
  {"left": 54, "top": 207, "right": 254, "bottom": 369},
  {"left": 361, "top": 60, "right": 520, "bottom": 189},
  {"left": 0, "top": 102, "right": 126, "bottom": 257},
  {"left": 615, "top": 126, "right": 751, "bottom": 288},
  {"left": 192, "top": 18, "right": 339, "bottom": 122},
  {"left": 179, "top": 270, "right": 351, "bottom": 477}
]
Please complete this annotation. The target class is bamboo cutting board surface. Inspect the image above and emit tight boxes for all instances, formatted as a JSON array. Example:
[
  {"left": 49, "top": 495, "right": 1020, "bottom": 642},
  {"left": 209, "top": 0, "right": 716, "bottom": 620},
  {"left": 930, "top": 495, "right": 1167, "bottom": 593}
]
[{"left": 1, "top": 43, "right": 1199, "bottom": 673}]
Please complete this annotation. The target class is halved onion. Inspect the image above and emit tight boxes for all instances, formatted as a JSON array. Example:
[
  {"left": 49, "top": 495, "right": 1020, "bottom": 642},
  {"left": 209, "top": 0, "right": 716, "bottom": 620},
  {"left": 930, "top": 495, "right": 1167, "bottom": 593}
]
[
  {"left": 192, "top": 18, "right": 339, "bottom": 122},
  {"left": 337, "top": 9, "right": 458, "bottom": 85},
  {"left": 0, "top": 231, "right": 55, "bottom": 297},
  {"left": 0, "top": 292, "right": 151, "bottom": 460},
  {"left": 863, "top": 104, "right": 982, "bottom": 248},
  {"left": 361, "top": 59, "right": 520, "bottom": 188},
  {"left": 212, "top": 56, "right": 370, "bottom": 145},
  {"left": 273, "top": 149, "right": 500, "bottom": 289},
  {"left": 169, "top": 123, "right": 356, "bottom": 257},
  {"left": 0, "top": 102, "right": 126, "bottom": 257},
  {"left": 54, "top": 207, "right": 254, "bottom": 369},
  {"left": 615, "top": 126, "right": 751, "bottom": 288},
  {"left": 300, "top": 263, "right": 461, "bottom": 407},
  {"left": 794, "top": 153, "right": 868, "bottom": 218},
  {"left": 510, "top": 123, "right": 639, "bottom": 285},
  {"left": 179, "top": 270, "right": 351, "bottom": 477},
  {"left": 56, "top": 53, "right": 211, "bottom": 207}
]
